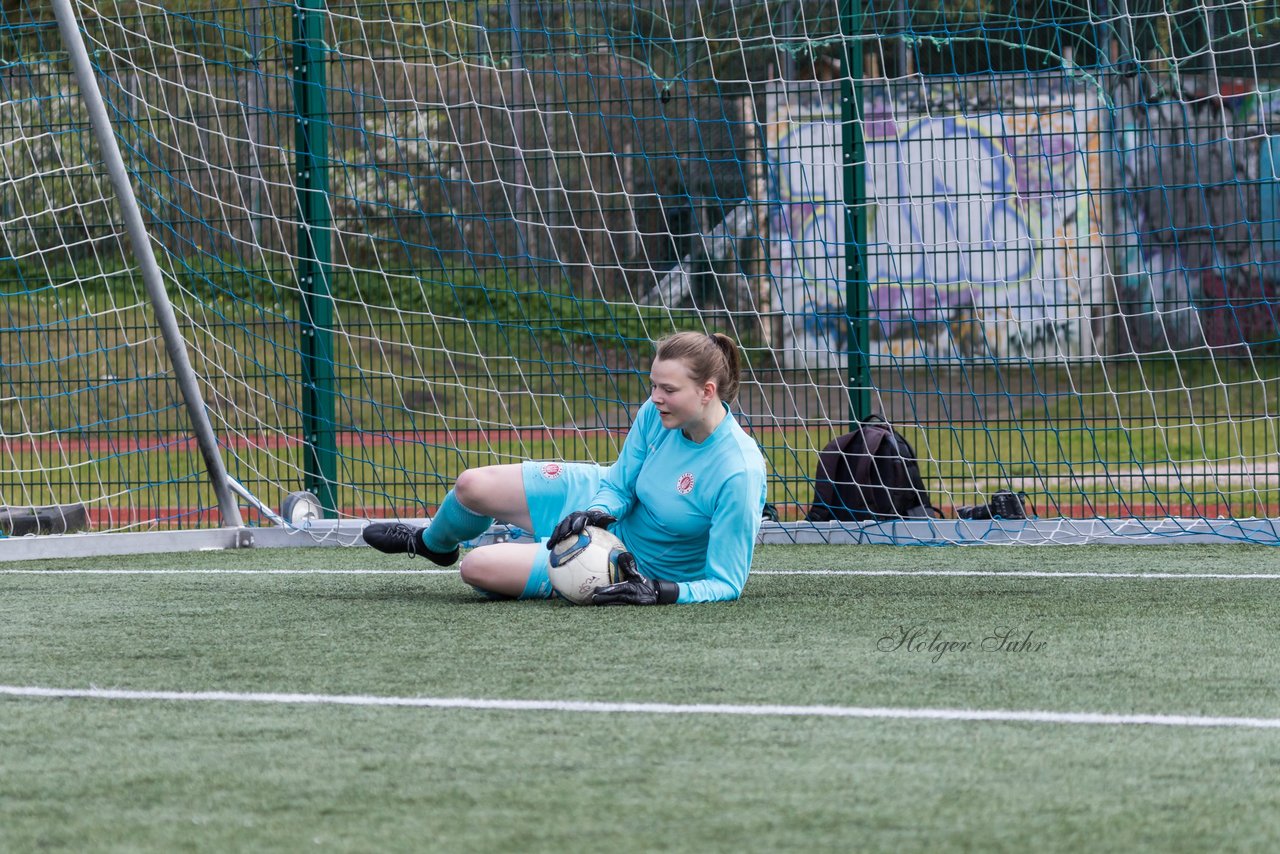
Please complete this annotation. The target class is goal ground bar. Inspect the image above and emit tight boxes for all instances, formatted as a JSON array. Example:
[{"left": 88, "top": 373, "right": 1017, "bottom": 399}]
[{"left": 1, "top": 518, "right": 1278, "bottom": 561}]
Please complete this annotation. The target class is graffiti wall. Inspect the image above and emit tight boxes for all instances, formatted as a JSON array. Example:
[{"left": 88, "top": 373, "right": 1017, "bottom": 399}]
[
  {"left": 766, "top": 93, "right": 845, "bottom": 368},
  {"left": 1111, "top": 78, "right": 1280, "bottom": 353},
  {"left": 768, "top": 75, "right": 1280, "bottom": 366},
  {"left": 768, "top": 79, "right": 1107, "bottom": 367}
]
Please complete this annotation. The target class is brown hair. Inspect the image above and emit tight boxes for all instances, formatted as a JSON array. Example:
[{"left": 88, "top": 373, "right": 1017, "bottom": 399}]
[{"left": 654, "top": 331, "right": 743, "bottom": 403}]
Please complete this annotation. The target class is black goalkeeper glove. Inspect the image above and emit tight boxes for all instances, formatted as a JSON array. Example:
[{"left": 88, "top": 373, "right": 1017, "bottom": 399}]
[
  {"left": 546, "top": 508, "right": 617, "bottom": 550},
  {"left": 592, "top": 552, "right": 679, "bottom": 606}
]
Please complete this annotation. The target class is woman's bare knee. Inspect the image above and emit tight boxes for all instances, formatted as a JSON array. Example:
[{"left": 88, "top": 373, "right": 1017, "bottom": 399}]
[
  {"left": 454, "top": 465, "right": 529, "bottom": 527},
  {"left": 453, "top": 468, "right": 485, "bottom": 509},
  {"left": 457, "top": 550, "right": 490, "bottom": 588},
  {"left": 458, "top": 546, "right": 527, "bottom": 598}
]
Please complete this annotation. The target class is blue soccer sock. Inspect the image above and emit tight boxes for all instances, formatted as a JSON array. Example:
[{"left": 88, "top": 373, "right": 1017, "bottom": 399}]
[{"left": 421, "top": 489, "right": 493, "bottom": 552}]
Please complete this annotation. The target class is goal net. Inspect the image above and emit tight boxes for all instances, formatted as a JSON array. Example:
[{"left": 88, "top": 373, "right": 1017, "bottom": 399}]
[{"left": 2, "top": 0, "right": 1278, "bottom": 547}]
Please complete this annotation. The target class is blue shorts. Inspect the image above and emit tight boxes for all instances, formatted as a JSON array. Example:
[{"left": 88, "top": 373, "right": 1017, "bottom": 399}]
[{"left": 520, "top": 461, "right": 605, "bottom": 540}]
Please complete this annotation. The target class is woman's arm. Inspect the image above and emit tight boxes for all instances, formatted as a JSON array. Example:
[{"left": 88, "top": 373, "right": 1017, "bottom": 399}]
[
  {"left": 586, "top": 400, "right": 657, "bottom": 519},
  {"left": 674, "top": 467, "right": 766, "bottom": 603}
]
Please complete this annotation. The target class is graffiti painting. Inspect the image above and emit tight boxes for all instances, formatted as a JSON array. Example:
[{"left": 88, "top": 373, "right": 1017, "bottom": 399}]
[{"left": 767, "top": 80, "right": 1106, "bottom": 366}]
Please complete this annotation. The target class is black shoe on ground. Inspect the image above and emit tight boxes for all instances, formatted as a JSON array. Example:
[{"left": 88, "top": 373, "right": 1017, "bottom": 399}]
[
  {"left": 957, "top": 490, "right": 1029, "bottom": 521},
  {"left": 362, "top": 522, "right": 459, "bottom": 567}
]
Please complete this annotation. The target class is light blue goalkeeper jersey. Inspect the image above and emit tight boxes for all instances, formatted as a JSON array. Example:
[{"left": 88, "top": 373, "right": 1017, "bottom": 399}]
[{"left": 588, "top": 399, "right": 767, "bottom": 603}]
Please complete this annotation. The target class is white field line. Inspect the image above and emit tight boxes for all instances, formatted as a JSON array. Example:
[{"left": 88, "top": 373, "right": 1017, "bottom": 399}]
[
  {"left": 2, "top": 568, "right": 1279, "bottom": 580},
  {"left": 1, "top": 684, "right": 1278, "bottom": 730},
  {"left": 0, "top": 568, "right": 457, "bottom": 575},
  {"left": 755, "top": 569, "right": 1280, "bottom": 580}
]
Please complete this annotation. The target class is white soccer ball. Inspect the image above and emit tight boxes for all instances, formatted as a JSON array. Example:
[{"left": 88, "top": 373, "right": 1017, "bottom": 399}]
[{"left": 547, "top": 525, "right": 627, "bottom": 605}]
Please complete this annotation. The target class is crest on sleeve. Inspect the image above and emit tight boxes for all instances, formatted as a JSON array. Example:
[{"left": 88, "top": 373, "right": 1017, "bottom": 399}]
[
  {"left": 540, "top": 462, "right": 563, "bottom": 479},
  {"left": 676, "top": 472, "right": 695, "bottom": 495}
]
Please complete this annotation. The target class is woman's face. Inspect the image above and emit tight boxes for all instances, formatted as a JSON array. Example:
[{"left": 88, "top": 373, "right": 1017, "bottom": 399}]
[{"left": 649, "top": 358, "right": 714, "bottom": 432}]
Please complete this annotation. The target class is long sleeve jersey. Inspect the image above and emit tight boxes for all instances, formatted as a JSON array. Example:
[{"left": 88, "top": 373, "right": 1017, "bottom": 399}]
[{"left": 588, "top": 399, "right": 767, "bottom": 603}]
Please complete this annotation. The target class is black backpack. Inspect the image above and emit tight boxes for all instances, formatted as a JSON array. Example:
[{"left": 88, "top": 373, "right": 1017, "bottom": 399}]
[{"left": 806, "top": 417, "right": 941, "bottom": 522}]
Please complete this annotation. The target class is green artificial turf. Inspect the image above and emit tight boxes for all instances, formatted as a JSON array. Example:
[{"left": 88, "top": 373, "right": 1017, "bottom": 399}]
[{"left": 2, "top": 543, "right": 1280, "bottom": 852}]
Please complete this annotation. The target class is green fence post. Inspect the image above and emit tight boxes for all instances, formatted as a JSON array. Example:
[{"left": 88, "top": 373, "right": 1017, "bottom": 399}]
[
  {"left": 293, "top": 0, "right": 337, "bottom": 516},
  {"left": 841, "top": 0, "right": 871, "bottom": 425}
]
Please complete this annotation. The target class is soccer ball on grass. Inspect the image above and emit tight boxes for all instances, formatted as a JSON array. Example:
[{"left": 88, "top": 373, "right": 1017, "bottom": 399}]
[{"left": 547, "top": 525, "right": 627, "bottom": 605}]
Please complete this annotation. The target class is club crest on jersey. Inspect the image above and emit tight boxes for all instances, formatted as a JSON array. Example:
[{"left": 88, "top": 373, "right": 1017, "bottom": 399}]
[
  {"left": 540, "top": 462, "right": 563, "bottom": 479},
  {"left": 676, "top": 472, "right": 695, "bottom": 495}
]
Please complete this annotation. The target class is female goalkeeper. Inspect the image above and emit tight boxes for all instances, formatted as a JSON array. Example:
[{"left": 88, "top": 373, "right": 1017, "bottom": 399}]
[{"left": 362, "top": 331, "right": 768, "bottom": 605}]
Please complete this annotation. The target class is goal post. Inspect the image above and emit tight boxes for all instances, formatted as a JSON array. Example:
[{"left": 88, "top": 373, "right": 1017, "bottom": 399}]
[
  {"left": 50, "top": 0, "right": 243, "bottom": 531},
  {"left": 2, "top": 0, "right": 1280, "bottom": 558}
]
